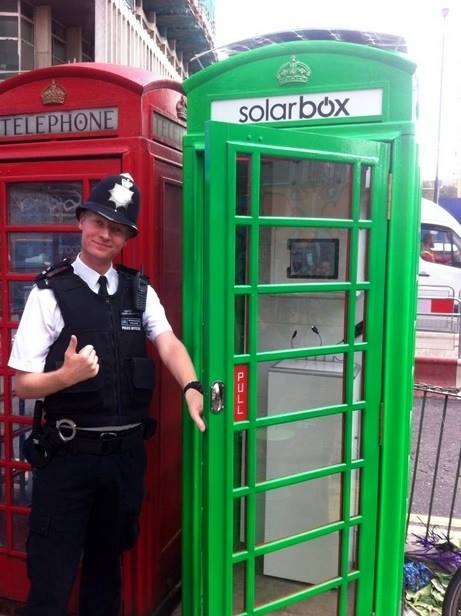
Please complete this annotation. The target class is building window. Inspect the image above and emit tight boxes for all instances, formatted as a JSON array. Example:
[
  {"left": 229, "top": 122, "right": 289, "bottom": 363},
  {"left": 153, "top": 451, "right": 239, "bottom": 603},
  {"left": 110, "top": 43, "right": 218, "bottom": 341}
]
[
  {"left": 82, "top": 37, "right": 94, "bottom": 62},
  {"left": 52, "top": 18, "right": 66, "bottom": 65},
  {"left": 1, "top": 0, "right": 19, "bottom": 12},
  {"left": 0, "top": 16, "right": 18, "bottom": 37},
  {"left": 0, "top": 39, "right": 19, "bottom": 70},
  {"left": 20, "top": 10, "right": 34, "bottom": 70},
  {"left": 0, "top": 0, "right": 34, "bottom": 80}
]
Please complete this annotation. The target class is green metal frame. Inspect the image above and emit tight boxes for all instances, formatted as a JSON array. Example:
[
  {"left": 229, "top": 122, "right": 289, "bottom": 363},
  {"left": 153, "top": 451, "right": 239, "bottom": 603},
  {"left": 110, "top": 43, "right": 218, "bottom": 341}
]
[{"left": 182, "top": 39, "right": 419, "bottom": 616}]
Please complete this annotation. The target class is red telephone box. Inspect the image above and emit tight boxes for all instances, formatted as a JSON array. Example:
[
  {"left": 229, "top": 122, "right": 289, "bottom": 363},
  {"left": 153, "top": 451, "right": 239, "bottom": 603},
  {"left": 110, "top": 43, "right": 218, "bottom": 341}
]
[{"left": 0, "top": 63, "right": 186, "bottom": 614}]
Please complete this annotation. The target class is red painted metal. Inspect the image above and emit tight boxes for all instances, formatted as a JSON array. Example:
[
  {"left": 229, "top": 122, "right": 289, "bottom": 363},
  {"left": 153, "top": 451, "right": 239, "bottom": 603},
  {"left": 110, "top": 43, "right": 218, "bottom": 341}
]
[
  {"left": 431, "top": 298, "right": 455, "bottom": 314},
  {"left": 0, "top": 63, "right": 186, "bottom": 615},
  {"left": 234, "top": 365, "right": 249, "bottom": 421}
]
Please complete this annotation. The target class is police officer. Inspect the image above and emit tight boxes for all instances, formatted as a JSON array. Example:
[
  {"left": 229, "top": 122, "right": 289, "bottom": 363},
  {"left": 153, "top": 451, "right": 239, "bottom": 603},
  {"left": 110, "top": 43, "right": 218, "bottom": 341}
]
[{"left": 8, "top": 173, "right": 205, "bottom": 616}]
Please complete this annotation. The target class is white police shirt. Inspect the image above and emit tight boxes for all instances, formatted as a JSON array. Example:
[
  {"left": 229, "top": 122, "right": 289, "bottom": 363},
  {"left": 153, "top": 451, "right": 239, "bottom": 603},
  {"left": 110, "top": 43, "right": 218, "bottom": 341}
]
[{"left": 9, "top": 254, "right": 172, "bottom": 374}]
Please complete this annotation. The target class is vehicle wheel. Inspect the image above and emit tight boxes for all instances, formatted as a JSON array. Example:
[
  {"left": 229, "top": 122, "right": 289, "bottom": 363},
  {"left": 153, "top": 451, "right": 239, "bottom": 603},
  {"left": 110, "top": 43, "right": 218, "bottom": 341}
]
[{"left": 443, "top": 567, "right": 461, "bottom": 616}]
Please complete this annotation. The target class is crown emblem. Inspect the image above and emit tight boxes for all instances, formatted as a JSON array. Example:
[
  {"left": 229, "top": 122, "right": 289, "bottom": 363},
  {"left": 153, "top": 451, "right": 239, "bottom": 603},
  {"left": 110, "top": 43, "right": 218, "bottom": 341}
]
[
  {"left": 277, "top": 56, "right": 311, "bottom": 86},
  {"left": 41, "top": 80, "right": 66, "bottom": 105},
  {"left": 176, "top": 96, "right": 187, "bottom": 121}
]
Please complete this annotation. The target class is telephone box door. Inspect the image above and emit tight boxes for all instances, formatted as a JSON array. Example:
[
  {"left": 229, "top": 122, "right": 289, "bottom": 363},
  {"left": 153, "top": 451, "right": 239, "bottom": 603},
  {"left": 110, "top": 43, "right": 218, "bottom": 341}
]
[
  {"left": 198, "top": 121, "right": 389, "bottom": 615},
  {"left": 0, "top": 157, "right": 120, "bottom": 600}
]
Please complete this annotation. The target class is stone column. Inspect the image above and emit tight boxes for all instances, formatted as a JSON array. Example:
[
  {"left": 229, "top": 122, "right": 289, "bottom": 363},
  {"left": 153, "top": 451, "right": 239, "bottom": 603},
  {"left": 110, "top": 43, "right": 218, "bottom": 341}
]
[
  {"left": 34, "top": 5, "right": 52, "bottom": 68},
  {"left": 66, "top": 27, "right": 82, "bottom": 62}
]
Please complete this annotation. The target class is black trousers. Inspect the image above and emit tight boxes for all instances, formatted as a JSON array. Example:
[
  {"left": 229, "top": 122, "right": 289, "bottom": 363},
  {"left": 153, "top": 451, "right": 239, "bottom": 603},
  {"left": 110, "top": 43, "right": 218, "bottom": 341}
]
[{"left": 25, "top": 446, "right": 146, "bottom": 616}]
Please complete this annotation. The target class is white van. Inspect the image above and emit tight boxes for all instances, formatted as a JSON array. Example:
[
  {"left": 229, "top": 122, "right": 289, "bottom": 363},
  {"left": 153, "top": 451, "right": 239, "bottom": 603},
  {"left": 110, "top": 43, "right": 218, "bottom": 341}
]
[{"left": 419, "top": 198, "right": 461, "bottom": 299}]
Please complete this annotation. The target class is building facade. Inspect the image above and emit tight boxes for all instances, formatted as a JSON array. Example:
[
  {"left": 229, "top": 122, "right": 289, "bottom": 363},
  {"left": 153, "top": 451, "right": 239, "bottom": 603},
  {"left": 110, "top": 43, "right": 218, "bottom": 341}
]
[{"left": 0, "top": 0, "right": 215, "bottom": 82}]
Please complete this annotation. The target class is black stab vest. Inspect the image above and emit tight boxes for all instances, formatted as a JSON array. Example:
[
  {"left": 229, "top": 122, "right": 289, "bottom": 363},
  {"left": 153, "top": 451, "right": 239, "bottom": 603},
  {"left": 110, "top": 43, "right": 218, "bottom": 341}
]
[{"left": 42, "top": 266, "right": 155, "bottom": 427}]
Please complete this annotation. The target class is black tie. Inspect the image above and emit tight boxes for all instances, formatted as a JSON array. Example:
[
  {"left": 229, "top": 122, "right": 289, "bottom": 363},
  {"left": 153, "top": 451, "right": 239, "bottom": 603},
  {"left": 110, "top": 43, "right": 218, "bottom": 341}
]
[{"left": 98, "top": 275, "right": 109, "bottom": 298}]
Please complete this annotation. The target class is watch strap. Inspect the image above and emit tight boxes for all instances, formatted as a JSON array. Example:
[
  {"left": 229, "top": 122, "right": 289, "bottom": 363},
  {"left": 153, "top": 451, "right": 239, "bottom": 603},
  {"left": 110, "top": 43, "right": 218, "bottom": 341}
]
[{"left": 183, "top": 380, "right": 203, "bottom": 395}]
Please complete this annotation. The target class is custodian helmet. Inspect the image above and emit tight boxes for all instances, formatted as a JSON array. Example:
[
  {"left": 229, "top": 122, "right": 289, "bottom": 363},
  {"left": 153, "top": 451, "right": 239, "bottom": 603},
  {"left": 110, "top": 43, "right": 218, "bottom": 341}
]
[{"left": 76, "top": 172, "right": 140, "bottom": 236}]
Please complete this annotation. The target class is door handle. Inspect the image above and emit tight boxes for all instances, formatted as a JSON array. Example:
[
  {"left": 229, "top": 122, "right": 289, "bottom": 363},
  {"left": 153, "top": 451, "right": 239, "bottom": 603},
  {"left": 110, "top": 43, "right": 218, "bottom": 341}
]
[
  {"left": 419, "top": 272, "right": 430, "bottom": 277},
  {"left": 210, "top": 381, "right": 225, "bottom": 413}
]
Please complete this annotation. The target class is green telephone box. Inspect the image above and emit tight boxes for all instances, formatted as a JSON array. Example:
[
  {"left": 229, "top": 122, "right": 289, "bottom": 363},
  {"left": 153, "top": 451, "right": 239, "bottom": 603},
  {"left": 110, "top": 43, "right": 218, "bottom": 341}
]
[{"left": 182, "top": 35, "right": 419, "bottom": 616}]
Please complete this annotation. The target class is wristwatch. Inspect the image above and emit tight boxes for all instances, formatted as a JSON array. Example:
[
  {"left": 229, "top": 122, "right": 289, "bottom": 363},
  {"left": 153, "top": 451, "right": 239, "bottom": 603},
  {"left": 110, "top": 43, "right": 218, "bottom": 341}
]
[{"left": 183, "top": 381, "right": 204, "bottom": 395}]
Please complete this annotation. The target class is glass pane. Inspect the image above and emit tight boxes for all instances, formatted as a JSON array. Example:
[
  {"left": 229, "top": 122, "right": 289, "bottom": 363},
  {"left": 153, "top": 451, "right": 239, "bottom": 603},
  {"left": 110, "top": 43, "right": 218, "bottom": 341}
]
[
  {"left": 256, "top": 476, "right": 342, "bottom": 545},
  {"left": 360, "top": 166, "right": 372, "bottom": 219},
  {"left": 12, "top": 512, "right": 28, "bottom": 551},
  {"left": 357, "top": 229, "right": 369, "bottom": 282},
  {"left": 11, "top": 391, "right": 35, "bottom": 417},
  {"left": 256, "top": 415, "right": 343, "bottom": 481},
  {"left": 233, "top": 496, "right": 246, "bottom": 552},
  {"left": 0, "top": 16, "right": 18, "bottom": 37},
  {"left": 259, "top": 354, "right": 345, "bottom": 418},
  {"left": 20, "top": 18, "right": 33, "bottom": 43},
  {"left": 353, "top": 292, "right": 366, "bottom": 343},
  {"left": 0, "top": 39, "right": 19, "bottom": 71},
  {"left": 259, "top": 292, "right": 347, "bottom": 352},
  {"left": 0, "top": 510, "right": 5, "bottom": 547},
  {"left": 0, "top": 467, "right": 5, "bottom": 501},
  {"left": 234, "top": 296, "right": 249, "bottom": 355},
  {"left": 236, "top": 156, "right": 250, "bottom": 215},
  {"left": 0, "top": 423, "right": 4, "bottom": 459},
  {"left": 52, "top": 20, "right": 66, "bottom": 39},
  {"left": 12, "top": 468, "right": 33, "bottom": 506},
  {"left": 260, "top": 227, "right": 349, "bottom": 283},
  {"left": 349, "top": 527, "right": 359, "bottom": 572},
  {"left": 82, "top": 38, "right": 93, "bottom": 61},
  {"left": 261, "top": 158, "right": 352, "bottom": 218},
  {"left": 420, "top": 225, "right": 461, "bottom": 266},
  {"left": 235, "top": 226, "right": 249, "bottom": 284},
  {"left": 349, "top": 581, "right": 357, "bottom": 615},
  {"left": 350, "top": 469, "right": 361, "bottom": 518},
  {"left": 20, "top": 40, "right": 33, "bottom": 69},
  {"left": 2, "top": 0, "right": 19, "bottom": 11},
  {"left": 9, "top": 280, "right": 34, "bottom": 320},
  {"left": 233, "top": 561, "right": 246, "bottom": 615},
  {"left": 234, "top": 431, "right": 247, "bottom": 488},
  {"left": 0, "top": 378, "right": 4, "bottom": 415},
  {"left": 351, "top": 410, "right": 362, "bottom": 460},
  {"left": 9, "top": 232, "right": 81, "bottom": 272},
  {"left": 8, "top": 182, "right": 82, "bottom": 224},
  {"left": 52, "top": 38, "right": 66, "bottom": 64},
  {"left": 256, "top": 589, "right": 341, "bottom": 615},
  {"left": 11, "top": 423, "right": 31, "bottom": 462},
  {"left": 352, "top": 353, "right": 364, "bottom": 403},
  {"left": 271, "top": 589, "right": 340, "bottom": 616},
  {"left": 255, "top": 533, "right": 340, "bottom": 606},
  {"left": 21, "top": 2, "right": 34, "bottom": 19}
]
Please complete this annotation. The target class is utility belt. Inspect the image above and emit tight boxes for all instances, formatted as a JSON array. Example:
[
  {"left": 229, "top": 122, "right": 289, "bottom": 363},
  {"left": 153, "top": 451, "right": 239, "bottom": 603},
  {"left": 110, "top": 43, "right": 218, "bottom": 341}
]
[{"left": 23, "top": 401, "right": 156, "bottom": 468}]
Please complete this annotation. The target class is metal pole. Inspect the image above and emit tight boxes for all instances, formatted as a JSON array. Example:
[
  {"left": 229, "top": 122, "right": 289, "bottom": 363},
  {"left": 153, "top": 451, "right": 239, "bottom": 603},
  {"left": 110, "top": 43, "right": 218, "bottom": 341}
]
[{"left": 433, "top": 7, "right": 450, "bottom": 204}]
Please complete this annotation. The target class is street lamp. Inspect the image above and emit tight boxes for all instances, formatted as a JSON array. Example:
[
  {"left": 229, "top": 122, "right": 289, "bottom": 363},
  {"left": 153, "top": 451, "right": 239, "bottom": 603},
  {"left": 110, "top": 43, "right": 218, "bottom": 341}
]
[{"left": 433, "top": 7, "right": 449, "bottom": 204}]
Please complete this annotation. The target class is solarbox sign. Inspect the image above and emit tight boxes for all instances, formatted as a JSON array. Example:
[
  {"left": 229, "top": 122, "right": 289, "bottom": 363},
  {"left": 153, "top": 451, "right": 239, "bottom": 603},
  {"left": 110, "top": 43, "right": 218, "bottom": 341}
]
[{"left": 211, "top": 88, "right": 383, "bottom": 125}]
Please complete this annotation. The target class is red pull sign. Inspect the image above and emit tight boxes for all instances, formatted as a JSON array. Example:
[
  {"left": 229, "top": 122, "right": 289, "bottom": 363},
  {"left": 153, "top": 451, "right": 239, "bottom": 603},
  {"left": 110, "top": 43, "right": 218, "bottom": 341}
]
[{"left": 234, "top": 365, "right": 248, "bottom": 421}]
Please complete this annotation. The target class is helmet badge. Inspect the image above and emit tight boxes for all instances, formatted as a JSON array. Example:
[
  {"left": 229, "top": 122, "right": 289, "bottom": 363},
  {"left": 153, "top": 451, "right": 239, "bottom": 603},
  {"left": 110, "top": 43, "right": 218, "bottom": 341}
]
[{"left": 108, "top": 173, "right": 135, "bottom": 210}]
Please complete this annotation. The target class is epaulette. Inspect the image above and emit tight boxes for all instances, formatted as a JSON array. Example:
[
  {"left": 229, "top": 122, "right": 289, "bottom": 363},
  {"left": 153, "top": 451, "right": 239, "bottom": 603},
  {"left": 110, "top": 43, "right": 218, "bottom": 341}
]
[
  {"left": 35, "top": 258, "right": 73, "bottom": 289},
  {"left": 115, "top": 263, "right": 149, "bottom": 281},
  {"left": 116, "top": 264, "right": 149, "bottom": 311}
]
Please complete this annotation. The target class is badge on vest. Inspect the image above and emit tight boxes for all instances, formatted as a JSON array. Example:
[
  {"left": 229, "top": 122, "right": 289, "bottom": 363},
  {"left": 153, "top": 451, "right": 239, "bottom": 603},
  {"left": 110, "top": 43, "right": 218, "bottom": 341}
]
[{"left": 120, "top": 309, "right": 143, "bottom": 331}]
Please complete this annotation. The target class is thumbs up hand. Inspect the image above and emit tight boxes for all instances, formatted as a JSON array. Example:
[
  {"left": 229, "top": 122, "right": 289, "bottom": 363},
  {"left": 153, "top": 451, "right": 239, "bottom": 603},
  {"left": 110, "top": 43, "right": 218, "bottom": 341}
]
[{"left": 62, "top": 335, "right": 100, "bottom": 386}]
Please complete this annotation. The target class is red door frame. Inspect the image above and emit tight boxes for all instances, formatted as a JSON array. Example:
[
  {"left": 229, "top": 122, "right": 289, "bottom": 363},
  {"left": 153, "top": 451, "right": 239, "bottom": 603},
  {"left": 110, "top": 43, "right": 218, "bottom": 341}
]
[{"left": 0, "top": 156, "right": 121, "bottom": 600}]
